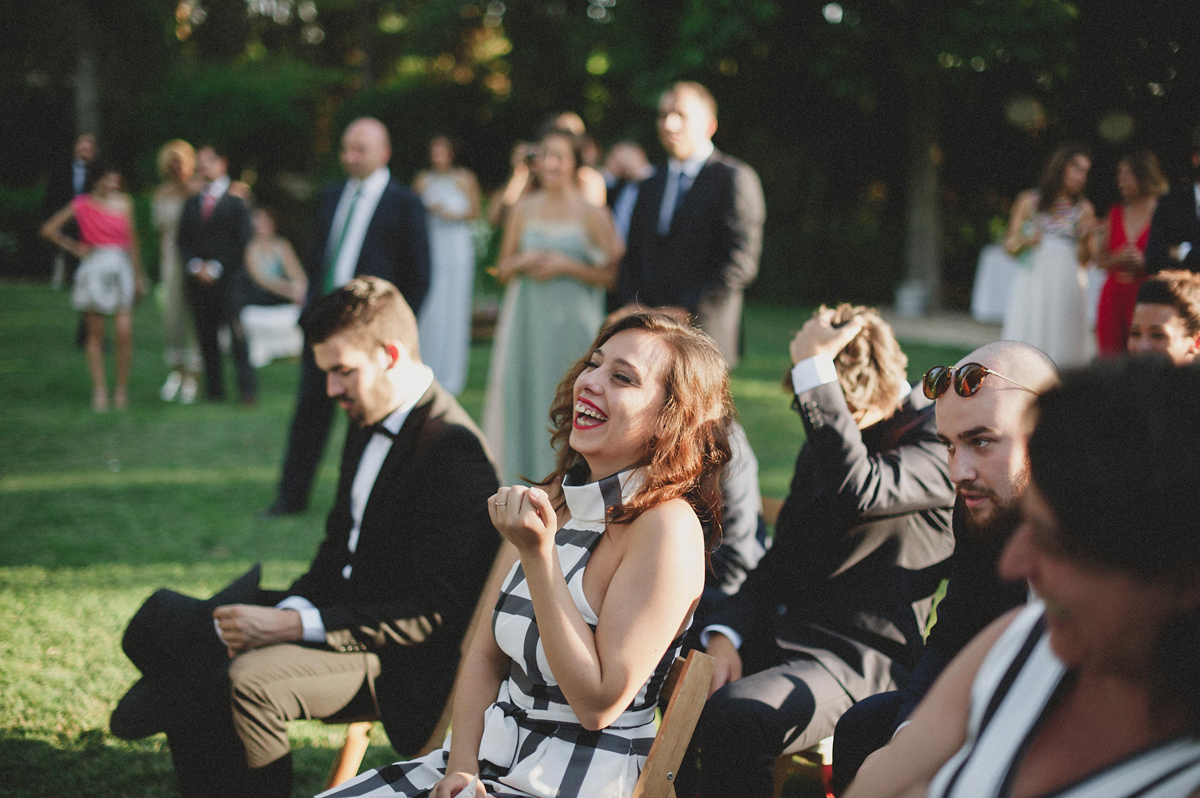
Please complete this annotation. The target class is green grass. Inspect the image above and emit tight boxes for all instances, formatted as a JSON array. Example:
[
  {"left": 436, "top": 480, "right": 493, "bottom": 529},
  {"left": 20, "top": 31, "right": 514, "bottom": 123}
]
[{"left": 0, "top": 282, "right": 970, "bottom": 797}]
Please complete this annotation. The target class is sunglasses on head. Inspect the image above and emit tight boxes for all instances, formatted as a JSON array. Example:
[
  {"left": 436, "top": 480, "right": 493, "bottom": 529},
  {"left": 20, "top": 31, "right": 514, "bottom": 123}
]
[{"left": 922, "top": 362, "right": 1037, "bottom": 400}]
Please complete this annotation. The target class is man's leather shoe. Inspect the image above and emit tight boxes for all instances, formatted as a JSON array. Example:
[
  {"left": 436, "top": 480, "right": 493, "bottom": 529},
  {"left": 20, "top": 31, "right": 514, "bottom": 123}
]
[{"left": 110, "top": 678, "right": 178, "bottom": 740}]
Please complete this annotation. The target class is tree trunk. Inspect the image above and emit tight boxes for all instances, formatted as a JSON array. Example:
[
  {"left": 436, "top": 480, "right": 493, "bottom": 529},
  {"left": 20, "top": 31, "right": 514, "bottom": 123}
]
[{"left": 895, "top": 67, "right": 942, "bottom": 317}]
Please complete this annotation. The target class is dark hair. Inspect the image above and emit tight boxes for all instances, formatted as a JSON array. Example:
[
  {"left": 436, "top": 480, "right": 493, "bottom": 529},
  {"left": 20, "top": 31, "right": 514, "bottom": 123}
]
[
  {"left": 1136, "top": 270, "right": 1200, "bottom": 337},
  {"left": 1030, "top": 357, "right": 1200, "bottom": 730},
  {"left": 198, "top": 142, "right": 229, "bottom": 161},
  {"left": 1037, "top": 143, "right": 1092, "bottom": 212},
  {"left": 541, "top": 312, "right": 733, "bottom": 557},
  {"left": 1119, "top": 148, "right": 1169, "bottom": 198},
  {"left": 429, "top": 134, "right": 457, "bottom": 161},
  {"left": 299, "top": 276, "right": 419, "bottom": 359}
]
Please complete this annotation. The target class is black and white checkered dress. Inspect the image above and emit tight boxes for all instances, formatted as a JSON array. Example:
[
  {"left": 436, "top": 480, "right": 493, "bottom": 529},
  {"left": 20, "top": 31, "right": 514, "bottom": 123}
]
[{"left": 318, "top": 468, "right": 685, "bottom": 798}]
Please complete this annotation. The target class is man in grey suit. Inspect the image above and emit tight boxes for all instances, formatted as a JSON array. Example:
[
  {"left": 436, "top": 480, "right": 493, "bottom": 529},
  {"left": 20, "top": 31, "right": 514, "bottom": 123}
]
[{"left": 615, "top": 81, "right": 765, "bottom": 367}]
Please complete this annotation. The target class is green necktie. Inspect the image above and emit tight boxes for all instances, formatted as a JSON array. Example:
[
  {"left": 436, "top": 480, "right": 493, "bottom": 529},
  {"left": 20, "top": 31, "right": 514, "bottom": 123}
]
[{"left": 324, "top": 188, "right": 362, "bottom": 294}]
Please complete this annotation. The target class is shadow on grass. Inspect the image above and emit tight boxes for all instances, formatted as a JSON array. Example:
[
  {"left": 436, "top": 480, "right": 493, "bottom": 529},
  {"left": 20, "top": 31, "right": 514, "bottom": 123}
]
[{"left": 0, "top": 724, "right": 405, "bottom": 798}]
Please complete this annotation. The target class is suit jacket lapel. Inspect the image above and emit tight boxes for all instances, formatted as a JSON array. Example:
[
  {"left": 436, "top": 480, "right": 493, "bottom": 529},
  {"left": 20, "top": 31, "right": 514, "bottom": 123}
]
[
  {"left": 670, "top": 152, "right": 717, "bottom": 233},
  {"left": 358, "top": 384, "right": 439, "bottom": 536}
]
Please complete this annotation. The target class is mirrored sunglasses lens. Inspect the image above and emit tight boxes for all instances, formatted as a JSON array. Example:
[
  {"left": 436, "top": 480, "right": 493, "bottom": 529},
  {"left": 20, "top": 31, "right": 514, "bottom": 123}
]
[
  {"left": 956, "top": 364, "right": 987, "bottom": 397},
  {"left": 923, "top": 367, "right": 950, "bottom": 399}
]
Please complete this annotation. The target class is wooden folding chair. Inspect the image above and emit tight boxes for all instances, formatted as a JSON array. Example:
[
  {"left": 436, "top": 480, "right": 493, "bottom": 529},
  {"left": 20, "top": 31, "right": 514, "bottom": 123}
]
[
  {"left": 323, "top": 544, "right": 517, "bottom": 790},
  {"left": 632, "top": 650, "right": 715, "bottom": 798}
]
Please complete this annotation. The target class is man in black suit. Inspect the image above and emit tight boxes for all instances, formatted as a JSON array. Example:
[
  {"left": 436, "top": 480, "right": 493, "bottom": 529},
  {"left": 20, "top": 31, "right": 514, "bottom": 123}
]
[
  {"left": 1146, "top": 126, "right": 1200, "bottom": 274},
  {"left": 688, "top": 305, "right": 955, "bottom": 798},
  {"left": 265, "top": 117, "right": 431, "bottom": 516},
  {"left": 177, "top": 144, "right": 256, "bottom": 404},
  {"left": 614, "top": 81, "right": 765, "bottom": 367},
  {"left": 117, "top": 278, "right": 499, "bottom": 798},
  {"left": 830, "top": 340, "right": 1058, "bottom": 793},
  {"left": 42, "top": 132, "right": 97, "bottom": 289}
]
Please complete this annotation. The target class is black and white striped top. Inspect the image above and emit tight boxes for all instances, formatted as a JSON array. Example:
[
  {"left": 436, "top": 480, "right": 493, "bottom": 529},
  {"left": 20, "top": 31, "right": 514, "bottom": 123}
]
[{"left": 929, "top": 601, "right": 1200, "bottom": 798}]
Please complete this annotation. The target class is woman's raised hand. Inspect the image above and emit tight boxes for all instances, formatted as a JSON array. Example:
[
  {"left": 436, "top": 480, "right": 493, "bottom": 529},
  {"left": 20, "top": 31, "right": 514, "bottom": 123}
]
[{"left": 489, "top": 486, "right": 558, "bottom": 555}]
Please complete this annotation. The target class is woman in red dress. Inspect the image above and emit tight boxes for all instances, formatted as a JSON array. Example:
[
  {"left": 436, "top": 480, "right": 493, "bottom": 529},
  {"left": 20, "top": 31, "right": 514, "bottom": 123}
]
[{"left": 1094, "top": 149, "right": 1168, "bottom": 357}]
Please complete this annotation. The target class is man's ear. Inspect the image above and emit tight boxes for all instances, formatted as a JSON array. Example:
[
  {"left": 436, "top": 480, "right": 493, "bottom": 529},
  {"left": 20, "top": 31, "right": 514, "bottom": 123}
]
[
  {"left": 382, "top": 342, "right": 405, "bottom": 368},
  {"left": 1189, "top": 334, "right": 1200, "bottom": 358},
  {"left": 707, "top": 117, "right": 718, "bottom": 141}
]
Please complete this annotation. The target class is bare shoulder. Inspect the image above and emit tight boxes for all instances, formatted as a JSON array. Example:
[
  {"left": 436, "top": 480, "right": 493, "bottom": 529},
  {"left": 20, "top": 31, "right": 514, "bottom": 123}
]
[{"left": 626, "top": 498, "right": 703, "bottom": 555}]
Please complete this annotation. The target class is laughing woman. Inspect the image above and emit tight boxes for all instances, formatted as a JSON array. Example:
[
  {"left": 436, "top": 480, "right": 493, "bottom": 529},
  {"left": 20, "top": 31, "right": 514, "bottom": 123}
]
[{"left": 320, "top": 312, "right": 733, "bottom": 798}]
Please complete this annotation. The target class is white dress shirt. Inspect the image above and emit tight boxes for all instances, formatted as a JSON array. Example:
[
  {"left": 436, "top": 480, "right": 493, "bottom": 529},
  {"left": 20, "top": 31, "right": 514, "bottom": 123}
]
[
  {"left": 277, "top": 364, "right": 434, "bottom": 642},
  {"left": 327, "top": 167, "right": 391, "bottom": 289}
]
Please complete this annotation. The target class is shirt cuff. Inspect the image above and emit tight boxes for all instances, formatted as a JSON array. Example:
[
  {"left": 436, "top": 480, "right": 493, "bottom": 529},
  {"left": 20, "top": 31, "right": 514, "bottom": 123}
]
[
  {"left": 207, "top": 260, "right": 224, "bottom": 279},
  {"left": 187, "top": 258, "right": 205, "bottom": 275},
  {"left": 700, "top": 624, "right": 743, "bottom": 650},
  {"left": 1179, "top": 242, "right": 1193, "bottom": 261},
  {"left": 276, "top": 596, "right": 327, "bottom": 642},
  {"left": 791, "top": 355, "right": 839, "bottom": 396}
]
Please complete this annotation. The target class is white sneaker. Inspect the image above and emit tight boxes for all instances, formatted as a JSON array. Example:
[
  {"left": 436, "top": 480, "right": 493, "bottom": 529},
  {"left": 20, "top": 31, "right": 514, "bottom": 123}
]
[
  {"left": 161, "top": 371, "right": 183, "bottom": 402},
  {"left": 179, "top": 376, "right": 198, "bottom": 405}
]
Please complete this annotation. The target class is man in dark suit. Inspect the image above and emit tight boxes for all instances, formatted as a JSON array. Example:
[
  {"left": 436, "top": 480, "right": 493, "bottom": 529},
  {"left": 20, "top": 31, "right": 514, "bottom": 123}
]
[
  {"left": 265, "top": 117, "right": 431, "bottom": 516},
  {"left": 1146, "top": 127, "right": 1200, "bottom": 274},
  {"left": 830, "top": 341, "right": 1058, "bottom": 793},
  {"left": 177, "top": 143, "right": 256, "bottom": 404},
  {"left": 42, "top": 132, "right": 97, "bottom": 289},
  {"left": 688, "top": 305, "right": 955, "bottom": 797},
  {"left": 614, "top": 81, "right": 765, "bottom": 367},
  {"left": 116, "top": 278, "right": 500, "bottom": 798}
]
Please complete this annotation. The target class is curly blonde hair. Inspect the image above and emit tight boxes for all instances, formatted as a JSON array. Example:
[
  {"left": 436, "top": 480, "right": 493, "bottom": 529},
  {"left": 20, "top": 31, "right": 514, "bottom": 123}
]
[{"left": 821, "top": 303, "right": 909, "bottom": 420}]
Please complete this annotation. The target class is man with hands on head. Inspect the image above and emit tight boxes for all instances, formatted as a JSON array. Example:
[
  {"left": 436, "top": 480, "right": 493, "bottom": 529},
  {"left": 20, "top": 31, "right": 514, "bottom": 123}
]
[
  {"left": 687, "top": 305, "right": 956, "bottom": 798},
  {"left": 164, "top": 277, "right": 498, "bottom": 798}
]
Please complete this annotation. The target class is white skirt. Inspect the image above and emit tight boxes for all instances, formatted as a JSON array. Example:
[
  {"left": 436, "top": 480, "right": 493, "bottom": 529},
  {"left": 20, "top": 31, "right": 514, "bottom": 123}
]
[{"left": 72, "top": 246, "right": 134, "bottom": 315}]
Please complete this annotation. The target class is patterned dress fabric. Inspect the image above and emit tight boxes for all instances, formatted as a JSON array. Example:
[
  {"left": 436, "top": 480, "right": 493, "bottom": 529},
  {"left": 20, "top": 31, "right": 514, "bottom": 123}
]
[
  {"left": 318, "top": 468, "right": 685, "bottom": 798},
  {"left": 417, "top": 172, "right": 476, "bottom": 396},
  {"left": 929, "top": 601, "right": 1200, "bottom": 798},
  {"left": 482, "top": 220, "right": 607, "bottom": 484},
  {"left": 1002, "top": 199, "right": 1094, "bottom": 368}
]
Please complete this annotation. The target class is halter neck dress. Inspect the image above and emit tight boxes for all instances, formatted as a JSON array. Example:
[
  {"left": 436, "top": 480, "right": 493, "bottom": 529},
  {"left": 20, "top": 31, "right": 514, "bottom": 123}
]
[
  {"left": 319, "top": 468, "right": 687, "bottom": 798},
  {"left": 929, "top": 602, "right": 1200, "bottom": 798}
]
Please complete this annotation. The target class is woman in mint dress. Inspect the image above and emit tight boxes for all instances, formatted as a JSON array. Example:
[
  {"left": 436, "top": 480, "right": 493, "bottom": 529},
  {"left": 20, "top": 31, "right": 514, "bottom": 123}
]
[{"left": 483, "top": 129, "right": 623, "bottom": 484}]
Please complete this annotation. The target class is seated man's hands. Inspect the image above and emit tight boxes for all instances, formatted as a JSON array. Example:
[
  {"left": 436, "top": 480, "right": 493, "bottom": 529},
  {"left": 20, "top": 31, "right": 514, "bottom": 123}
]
[
  {"left": 705, "top": 632, "right": 743, "bottom": 697},
  {"left": 213, "top": 604, "right": 303, "bottom": 656},
  {"left": 789, "top": 307, "right": 865, "bottom": 365}
]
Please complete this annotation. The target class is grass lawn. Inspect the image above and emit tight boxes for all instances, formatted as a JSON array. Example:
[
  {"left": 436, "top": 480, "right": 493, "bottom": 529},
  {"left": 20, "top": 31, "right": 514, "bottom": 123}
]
[{"left": 0, "top": 282, "right": 970, "bottom": 797}]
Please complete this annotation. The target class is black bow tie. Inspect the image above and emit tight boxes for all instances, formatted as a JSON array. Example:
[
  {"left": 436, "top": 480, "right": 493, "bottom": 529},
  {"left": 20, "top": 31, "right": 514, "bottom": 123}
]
[{"left": 366, "top": 423, "right": 397, "bottom": 440}]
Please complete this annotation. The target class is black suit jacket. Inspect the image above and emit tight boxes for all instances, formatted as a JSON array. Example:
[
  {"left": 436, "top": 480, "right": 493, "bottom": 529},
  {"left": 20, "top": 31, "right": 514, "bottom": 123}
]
[
  {"left": 42, "top": 160, "right": 94, "bottom": 270},
  {"left": 708, "top": 382, "right": 955, "bottom": 674},
  {"left": 618, "top": 149, "right": 765, "bottom": 363},
  {"left": 266, "top": 380, "right": 499, "bottom": 752},
  {"left": 305, "top": 178, "right": 431, "bottom": 313},
  {"left": 1146, "top": 184, "right": 1200, "bottom": 274},
  {"left": 176, "top": 190, "right": 253, "bottom": 302}
]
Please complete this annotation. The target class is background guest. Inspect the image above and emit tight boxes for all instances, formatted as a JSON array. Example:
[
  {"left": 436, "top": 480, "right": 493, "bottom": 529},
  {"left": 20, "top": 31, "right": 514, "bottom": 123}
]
[
  {"left": 1002, "top": 143, "right": 1098, "bottom": 368},
  {"left": 414, "top": 134, "right": 480, "bottom": 395},
  {"left": 1146, "top": 125, "right": 1200, "bottom": 274},
  {"left": 42, "top": 132, "right": 97, "bottom": 291},
  {"left": 481, "top": 127, "right": 623, "bottom": 484},
  {"left": 485, "top": 140, "right": 539, "bottom": 229},
  {"left": 154, "top": 139, "right": 202, "bottom": 404},
  {"left": 1093, "top": 149, "right": 1168, "bottom": 357},
  {"left": 240, "top": 206, "right": 307, "bottom": 368},
  {"left": 41, "top": 162, "right": 146, "bottom": 412},
  {"left": 1127, "top": 269, "right": 1200, "bottom": 364}
]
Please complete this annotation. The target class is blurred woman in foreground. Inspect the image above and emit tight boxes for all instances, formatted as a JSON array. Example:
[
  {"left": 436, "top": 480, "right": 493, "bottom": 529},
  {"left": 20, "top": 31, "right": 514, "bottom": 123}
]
[{"left": 847, "top": 356, "right": 1200, "bottom": 798}]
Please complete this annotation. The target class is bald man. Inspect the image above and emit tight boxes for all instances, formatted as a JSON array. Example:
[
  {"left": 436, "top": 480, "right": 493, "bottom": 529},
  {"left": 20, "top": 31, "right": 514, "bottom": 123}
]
[
  {"left": 266, "top": 117, "right": 431, "bottom": 517},
  {"left": 832, "top": 341, "right": 1059, "bottom": 793}
]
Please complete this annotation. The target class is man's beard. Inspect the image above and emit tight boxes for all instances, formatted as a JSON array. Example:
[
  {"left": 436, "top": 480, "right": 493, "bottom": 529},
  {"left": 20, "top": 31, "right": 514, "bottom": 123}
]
[{"left": 956, "top": 467, "right": 1028, "bottom": 541}]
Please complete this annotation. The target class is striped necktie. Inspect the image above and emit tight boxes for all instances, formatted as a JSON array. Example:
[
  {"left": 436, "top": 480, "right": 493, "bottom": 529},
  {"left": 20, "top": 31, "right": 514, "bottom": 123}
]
[{"left": 324, "top": 188, "right": 362, "bottom": 293}]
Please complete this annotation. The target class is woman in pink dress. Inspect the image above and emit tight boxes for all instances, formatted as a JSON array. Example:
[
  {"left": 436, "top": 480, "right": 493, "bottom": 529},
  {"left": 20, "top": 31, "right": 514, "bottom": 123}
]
[
  {"left": 1094, "top": 149, "right": 1169, "bottom": 357},
  {"left": 41, "top": 163, "right": 146, "bottom": 411}
]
